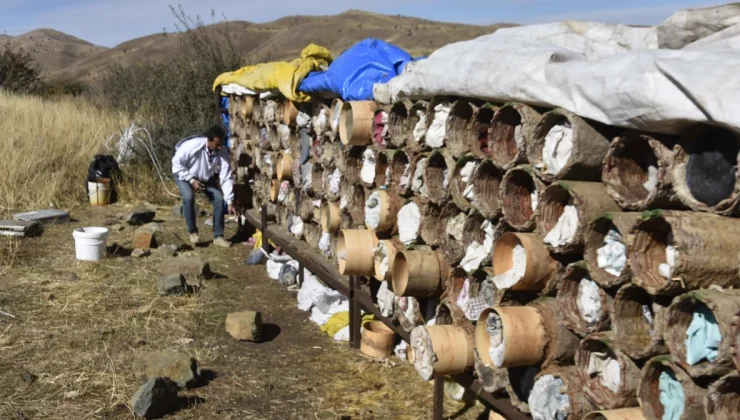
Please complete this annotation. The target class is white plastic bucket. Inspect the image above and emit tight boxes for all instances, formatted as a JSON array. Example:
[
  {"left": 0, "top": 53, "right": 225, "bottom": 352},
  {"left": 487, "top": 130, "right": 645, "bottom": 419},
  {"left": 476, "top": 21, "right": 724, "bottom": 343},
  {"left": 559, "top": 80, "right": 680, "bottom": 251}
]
[
  {"left": 73, "top": 227, "right": 110, "bottom": 261},
  {"left": 88, "top": 178, "right": 111, "bottom": 206}
]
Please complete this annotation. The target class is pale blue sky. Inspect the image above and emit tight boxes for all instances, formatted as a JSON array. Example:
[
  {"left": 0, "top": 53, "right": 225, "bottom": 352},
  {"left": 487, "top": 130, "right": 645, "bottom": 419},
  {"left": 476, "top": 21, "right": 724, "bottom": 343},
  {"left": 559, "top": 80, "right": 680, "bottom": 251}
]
[{"left": 0, "top": 0, "right": 728, "bottom": 47}]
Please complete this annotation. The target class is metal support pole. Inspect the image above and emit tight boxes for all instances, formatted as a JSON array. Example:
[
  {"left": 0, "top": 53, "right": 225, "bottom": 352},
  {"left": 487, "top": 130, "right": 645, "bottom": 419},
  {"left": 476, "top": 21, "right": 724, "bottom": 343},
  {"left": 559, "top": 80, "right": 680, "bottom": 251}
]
[
  {"left": 348, "top": 276, "right": 362, "bottom": 349},
  {"left": 298, "top": 261, "right": 305, "bottom": 287},
  {"left": 261, "top": 205, "right": 269, "bottom": 255},
  {"left": 433, "top": 376, "right": 444, "bottom": 420}
]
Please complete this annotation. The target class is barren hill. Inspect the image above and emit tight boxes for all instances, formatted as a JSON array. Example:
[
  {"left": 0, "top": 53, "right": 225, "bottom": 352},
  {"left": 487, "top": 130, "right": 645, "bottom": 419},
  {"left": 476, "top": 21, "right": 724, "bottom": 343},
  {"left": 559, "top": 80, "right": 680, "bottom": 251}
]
[{"left": 14, "top": 11, "right": 514, "bottom": 83}]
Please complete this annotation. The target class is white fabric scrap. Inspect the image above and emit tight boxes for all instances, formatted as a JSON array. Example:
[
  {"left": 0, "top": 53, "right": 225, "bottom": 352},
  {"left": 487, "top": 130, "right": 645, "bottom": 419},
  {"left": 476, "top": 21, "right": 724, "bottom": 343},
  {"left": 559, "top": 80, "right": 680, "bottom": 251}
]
[
  {"left": 365, "top": 191, "right": 382, "bottom": 230},
  {"left": 374, "top": 241, "right": 391, "bottom": 280},
  {"left": 514, "top": 124, "right": 525, "bottom": 149},
  {"left": 319, "top": 232, "right": 332, "bottom": 257},
  {"left": 529, "top": 375, "right": 570, "bottom": 420},
  {"left": 643, "top": 304, "right": 655, "bottom": 330},
  {"left": 577, "top": 277, "right": 602, "bottom": 327},
  {"left": 461, "top": 220, "right": 495, "bottom": 272},
  {"left": 426, "top": 103, "right": 451, "bottom": 148},
  {"left": 587, "top": 352, "right": 621, "bottom": 393},
  {"left": 531, "top": 191, "right": 539, "bottom": 211},
  {"left": 394, "top": 340, "right": 408, "bottom": 360},
  {"left": 492, "top": 244, "right": 527, "bottom": 289},
  {"left": 644, "top": 165, "right": 659, "bottom": 192},
  {"left": 487, "top": 312, "right": 506, "bottom": 367},
  {"left": 289, "top": 214, "right": 304, "bottom": 238},
  {"left": 412, "top": 158, "right": 428, "bottom": 195},
  {"left": 377, "top": 280, "right": 395, "bottom": 317},
  {"left": 298, "top": 270, "right": 344, "bottom": 311},
  {"left": 361, "top": 148, "right": 376, "bottom": 185},
  {"left": 460, "top": 161, "right": 478, "bottom": 201},
  {"left": 413, "top": 111, "right": 427, "bottom": 143},
  {"left": 278, "top": 124, "right": 290, "bottom": 147},
  {"left": 398, "top": 202, "right": 421, "bottom": 245},
  {"left": 340, "top": 195, "right": 349, "bottom": 210},
  {"left": 263, "top": 101, "right": 278, "bottom": 123},
  {"left": 315, "top": 108, "right": 328, "bottom": 133},
  {"left": 540, "top": 124, "right": 573, "bottom": 175},
  {"left": 544, "top": 205, "right": 579, "bottom": 247},
  {"left": 277, "top": 180, "right": 290, "bottom": 203},
  {"left": 446, "top": 212, "right": 466, "bottom": 241},
  {"left": 266, "top": 253, "right": 295, "bottom": 280},
  {"left": 331, "top": 102, "right": 342, "bottom": 132},
  {"left": 411, "top": 326, "right": 437, "bottom": 381},
  {"left": 333, "top": 325, "right": 350, "bottom": 342},
  {"left": 659, "top": 233, "right": 677, "bottom": 280},
  {"left": 597, "top": 228, "right": 627, "bottom": 276},
  {"left": 400, "top": 162, "right": 412, "bottom": 189},
  {"left": 442, "top": 168, "right": 450, "bottom": 189},
  {"left": 329, "top": 169, "right": 341, "bottom": 195},
  {"left": 297, "top": 111, "right": 311, "bottom": 129},
  {"left": 456, "top": 278, "right": 471, "bottom": 314},
  {"left": 384, "top": 166, "right": 391, "bottom": 187}
]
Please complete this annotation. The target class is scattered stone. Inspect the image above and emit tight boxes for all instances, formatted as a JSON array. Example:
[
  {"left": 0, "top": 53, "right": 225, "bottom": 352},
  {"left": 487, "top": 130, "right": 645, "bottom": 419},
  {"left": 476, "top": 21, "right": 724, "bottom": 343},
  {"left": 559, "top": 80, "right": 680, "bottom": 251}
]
[
  {"left": 156, "top": 245, "right": 178, "bottom": 258},
  {"left": 21, "top": 371, "right": 37, "bottom": 384},
  {"left": 225, "top": 311, "right": 263, "bottom": 342},
  {"left": 133, "top": 351, "right": 201, "bottom": 389},
  {"left": 103, "top": 218, "right": 121, "bottom": 226},
  {"left": 123, "top": 210, "right": 156, "bottom": 226},
  {"left": 64, "top": 390, "right": 81, "bottom": 399},
  {"left": 110, "top": 224, "right": 126, "bottom": 232},
  {"left": 160, "top": 257, "right": 212, "bottom": 288},
  {"left": 157, "top": 274, "right": 187, "bottom": 296},
  {"left": 132, "top": 223, "right": 184, "bottom": 250},
  {"left": 131, "top": 377, "right": 180, "bottom": 419},
  {"left": 132, "top": 248, "right": 150, "bottom": 258},
  {"left": 66, "top": 273, "right": 80, "bottom": 281}
]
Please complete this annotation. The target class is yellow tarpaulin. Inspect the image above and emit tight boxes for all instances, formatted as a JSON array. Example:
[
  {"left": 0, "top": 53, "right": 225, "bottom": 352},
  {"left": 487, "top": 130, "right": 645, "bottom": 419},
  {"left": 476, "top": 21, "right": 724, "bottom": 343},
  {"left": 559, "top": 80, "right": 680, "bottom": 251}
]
[
  {"left": 320, "top": 312, "right": 375, "bottom": 337},
  {"left": 213, "top": 44, "right": 332, "bottom": 102}
]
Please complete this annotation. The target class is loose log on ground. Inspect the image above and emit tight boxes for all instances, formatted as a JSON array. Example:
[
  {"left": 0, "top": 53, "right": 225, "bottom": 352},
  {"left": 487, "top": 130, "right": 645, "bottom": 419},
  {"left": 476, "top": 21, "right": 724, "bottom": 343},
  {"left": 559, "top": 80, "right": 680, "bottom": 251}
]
[
  {"left": 629, "top": 210, "right": 740, "bottom": 295},
  {"left": 450, "top": 155, "right": 480, "bottom": 211},
  {"left": 704, "top": 371, "right": 740, "bottom": 420},
  {"left": 471, "top": 159, "right": 504, "bottom": 219},
  {"left": 423, "top": 148, "right": 455, "bottom": 204},
  {"left": 557, "top": 262, "right": 613, "bottom": 337},
  {"left": 602, "top": 132, "right": 681, "bottom": 211},
  {"left": 584, "top": 213, "right": 641, "bottom": 289},
  {"left": 671, "top": 125, "right": 740, "bottom": 216},
  {"left": 529, "top": 108, "right": 612, "bottom": 182},
  {"left": 500, "top": 165, "right": 545, "bottom": 232},
  {"left": 663, "top": 289, "right": 740, "bottom": 379},
  {"left": 577, "top": 333, "right": 641, "bottom": 410},
  {"left": 637, "top": 356, "right": 707, "bottom": 420},
  {"left": 536, "top": 181, "right": 621, "bottom": 255},
  {"left": 611, "top": 284, "right": 671, "bottom": 361},
  {"left": 489, "top": 103, "right": 542, "bottom": 170}
]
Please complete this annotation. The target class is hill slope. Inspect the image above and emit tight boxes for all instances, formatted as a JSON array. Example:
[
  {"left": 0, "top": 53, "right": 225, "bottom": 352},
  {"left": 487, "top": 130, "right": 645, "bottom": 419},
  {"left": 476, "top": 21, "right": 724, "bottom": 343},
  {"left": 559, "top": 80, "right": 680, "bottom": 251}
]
[
  {"left": 0, "top": 29, "right": 107, "bottom": 76},
  {"left": 18, "top": 11, "right": 513, "bottom": 83}
]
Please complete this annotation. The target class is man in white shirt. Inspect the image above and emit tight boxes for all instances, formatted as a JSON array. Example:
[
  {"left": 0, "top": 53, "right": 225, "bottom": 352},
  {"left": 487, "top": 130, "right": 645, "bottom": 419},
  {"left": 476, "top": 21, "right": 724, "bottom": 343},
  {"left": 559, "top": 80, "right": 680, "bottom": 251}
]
[{"left": 171, "top": 125, "right": 236, "bottom": 248}]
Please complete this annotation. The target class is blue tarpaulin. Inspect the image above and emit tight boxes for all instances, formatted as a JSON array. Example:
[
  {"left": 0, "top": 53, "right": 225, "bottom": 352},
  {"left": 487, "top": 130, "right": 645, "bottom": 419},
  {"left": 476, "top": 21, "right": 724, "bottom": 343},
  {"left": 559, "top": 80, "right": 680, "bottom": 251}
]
[
  {"left": 298, "top": 39, "right": 418, "bottom": 101},
  {"left": 219, "top": 95, "right": 231, "bottom": 148}
]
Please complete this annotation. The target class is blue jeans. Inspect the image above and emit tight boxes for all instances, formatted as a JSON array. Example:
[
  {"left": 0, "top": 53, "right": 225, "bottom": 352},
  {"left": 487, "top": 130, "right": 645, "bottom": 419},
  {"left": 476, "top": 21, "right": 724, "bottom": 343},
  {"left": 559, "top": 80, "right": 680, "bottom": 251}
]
[{"left": 174, "top": 176, "right": 225, "bottom": 238}]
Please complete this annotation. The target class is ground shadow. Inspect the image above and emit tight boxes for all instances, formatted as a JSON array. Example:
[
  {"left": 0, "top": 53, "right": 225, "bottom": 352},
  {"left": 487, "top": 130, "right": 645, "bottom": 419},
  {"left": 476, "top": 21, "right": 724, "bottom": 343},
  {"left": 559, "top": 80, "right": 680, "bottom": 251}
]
[
  {"left": 106, "top": 243, "right": 132, "bottom": 257},
  {"left": 259, "top": 324, "right": 282, "bottom": 343},
  {"left": 189, "top": 369, "right": 218, "bottom": 390},
  {"left": 176, "top": 396, "right": 206, "bottom": 412},
  {"left": 209, "top": 272, "right": 229, "bottom": 280}
]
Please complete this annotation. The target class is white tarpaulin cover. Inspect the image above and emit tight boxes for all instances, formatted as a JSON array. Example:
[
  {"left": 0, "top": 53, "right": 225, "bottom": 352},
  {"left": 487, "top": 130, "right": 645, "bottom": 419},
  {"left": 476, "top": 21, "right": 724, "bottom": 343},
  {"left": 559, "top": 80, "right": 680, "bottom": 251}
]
[{"left": 375, "top": 4, "right": 740, "bottom": 135}]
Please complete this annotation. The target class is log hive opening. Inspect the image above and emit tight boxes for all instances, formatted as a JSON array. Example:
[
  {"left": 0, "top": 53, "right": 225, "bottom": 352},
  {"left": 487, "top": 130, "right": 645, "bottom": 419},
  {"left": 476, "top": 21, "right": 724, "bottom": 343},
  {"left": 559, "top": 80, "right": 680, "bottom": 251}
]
[
  {"left": 423, "top": 150, "right": 454, "bottom": 204},
  {"left": 638, "top": 356, "right": 708, "bottom": 420},
  {"left": 473, "top": 106, "right": 497, "bottom": 156},
  {"left": 374, "top": 150, "right": 391, "bottom": 188},
  {"left": 611, "top": 284, "right": 671, "bottom": 361},
  {"left": 489, "top": 103, "right": 540, "bottom": 170},
  {"left": 440, "top": 203, "right": 465, "bottom": 265},
  {"left": 364, "top": 190, "right": 402, "bottom": 234},
  {"left": 392, "top": 250, "right": 442, "bottom": 297},
  {"left": 339, "top": 100, "right": 377, "bottom": 146},
  {"left": 445, "top": 100, "right": 476, "bottom": 157},
  {"left": 312, "top": 102, "right": 331, "bottom": 134},
  {"left": 529, "top": 109, "right": 611, "bottom": 182},
  {"left": 582, "top": 408, "right": 647, "bottom": 420},
  {"left": 462, "top": 212, "right": 487, "bottom": 259},
  {"left": 409, "top": 324, "right": 474, "bottom": 381},
  {"left": 537, "top": 181, "right": 621, "bottom": 255},
  {"left": 420, "top": 203, "right": 444, "bottom": 246},
  {"left": 506, "top": 365, "right": 541, "bottom": 413},
  {"left": 388, "top": 100, "right": 413, "bottom": 148},
  {"left": 408, "top": 101, "right": 429, "bottom": 151},
  {"left": 348, "top": 185, "right": 367, "bottom": 225},
  {"left": 450, "top": 156, "right": 480, "bottom": 211},
  {"left": 500, "top": 165, "right": 543, "bottom": 231},
  {"left": 303, "top": 222, "right": 322, "bottom": 250},
  {"left": 602, "top": 132, "right": 680, "bottom": 210},
  {"left": 672, "top": 126, "right": 740, "bottom": 214},
  {"left": 491, "top": 232, "right": 559, "bottom": 293},
  {"left": 316, "top": 133, "right": 334, "bottom": 169},
  {"left": 704, "top": 372, "right": 740, "bottom": 420},
  {"left": 424, "top": 98, "right": 452, "bottom": 149},
  {"left": 663, "top": 289, "right": 740, "bottom": 378},
  {"left": 577, "top": 333, "right": 641, "bottom": 410},
  {"left": 374, "top": 238, "right": 402, "bottom": 281},
  {"left": 343, "top": 146, "right": 366, "bottom": 186},
  {"left": 471, "top": 160, "right": 504, "bottom": 219},
  {"left": 330, "top": 98, "right": 344, "bottom": 133},
  {"left": 529, "top": 367, "right": 597, "bottom": 420},
  {"left": 268, "top": 124, "right": 281, "bottom": 151},
  {"left": 584, "top": 213, "right": 641, "bottom": 288},
  {"left": 311, "top": 165, "right": 325, "bottom": 197},
  {"left": 390, "top": 150, "right": 414, "bottom": 196},
  {"left": 476, "top": 306, "right": 546, "bottom": 369},
  {"left": 323, "top": 165, "right": 342, "bottom": 201},
  {"left": 557, "top": 262, "right": 612, "bottom": 337},
  {"left": 630, "top": 211, "right": 740, "bottom": 295},
  {"left": 337, "top": 229, "right": 377, "bottom": 276},
  {"left": 360, "top": 148, "right": 377, "bottom": 188}
]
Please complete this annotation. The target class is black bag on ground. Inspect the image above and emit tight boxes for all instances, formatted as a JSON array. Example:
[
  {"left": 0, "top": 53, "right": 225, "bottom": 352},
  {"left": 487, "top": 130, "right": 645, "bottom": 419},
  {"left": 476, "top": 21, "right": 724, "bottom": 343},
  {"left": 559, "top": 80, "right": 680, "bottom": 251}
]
[{"left": 86, "top": 154, "right": 122, "bottom": 204}]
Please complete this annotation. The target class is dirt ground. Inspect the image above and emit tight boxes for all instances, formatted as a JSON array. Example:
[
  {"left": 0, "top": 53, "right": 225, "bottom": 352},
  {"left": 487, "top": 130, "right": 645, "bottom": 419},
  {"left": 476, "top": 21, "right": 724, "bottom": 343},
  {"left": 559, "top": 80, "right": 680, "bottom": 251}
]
[{"left": 0, "top": 202, "right": 490, "bottom": 420}]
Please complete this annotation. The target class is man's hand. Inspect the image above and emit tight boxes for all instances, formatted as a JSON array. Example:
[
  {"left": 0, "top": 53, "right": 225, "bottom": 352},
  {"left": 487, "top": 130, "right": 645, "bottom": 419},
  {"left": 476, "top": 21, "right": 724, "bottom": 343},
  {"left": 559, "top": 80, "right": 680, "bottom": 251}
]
[
  {"left": 190, "top": 179, "right": 204, "bottom": 192},
  {"left": 227, "top": 203, "right": 237, "bottom": 216}
]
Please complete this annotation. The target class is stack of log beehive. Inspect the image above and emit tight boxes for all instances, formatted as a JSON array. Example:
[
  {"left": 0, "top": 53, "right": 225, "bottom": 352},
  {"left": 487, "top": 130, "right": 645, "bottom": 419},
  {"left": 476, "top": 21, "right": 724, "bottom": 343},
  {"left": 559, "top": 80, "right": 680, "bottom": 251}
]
[{"left": 226, "top": 91, "right": 740, "bottom": 419}]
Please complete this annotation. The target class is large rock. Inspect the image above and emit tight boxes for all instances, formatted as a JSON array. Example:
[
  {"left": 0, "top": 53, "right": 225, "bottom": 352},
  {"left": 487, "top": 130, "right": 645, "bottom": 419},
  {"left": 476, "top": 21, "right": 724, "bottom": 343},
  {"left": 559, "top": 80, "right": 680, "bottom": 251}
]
[
  {"left": 123, "top": 210, "right": 156, "bottom": 226},
  {"left": 158, "top": 274, "right": 186, "bottom": 296},
  {"left": 131, "top": 377, "right": 180, "bottom": 419},
  {"left": 160, "top": 257, "right": 212, "bottom": 288},
  {"left": 133, "top": 351, "right": 200, "bottom": 389},
  {"left": 132, "top": 248, "right": 150, "bottom": 258},
  {"left": 132, "top": 223, "right": 184, "bottom": 250},
  {"left": 225, "top": 311, "right": 263, "bottom": 342},
  {"left": 156, "top": 245, "right": 178, "bottom": 258}
]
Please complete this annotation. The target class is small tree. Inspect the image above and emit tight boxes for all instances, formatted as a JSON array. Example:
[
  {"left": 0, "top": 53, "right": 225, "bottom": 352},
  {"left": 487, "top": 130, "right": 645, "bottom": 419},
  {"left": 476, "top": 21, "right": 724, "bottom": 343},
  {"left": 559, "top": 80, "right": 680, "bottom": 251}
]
[{"left": 0, "top": 41, "right": 40, "bottom": 94}]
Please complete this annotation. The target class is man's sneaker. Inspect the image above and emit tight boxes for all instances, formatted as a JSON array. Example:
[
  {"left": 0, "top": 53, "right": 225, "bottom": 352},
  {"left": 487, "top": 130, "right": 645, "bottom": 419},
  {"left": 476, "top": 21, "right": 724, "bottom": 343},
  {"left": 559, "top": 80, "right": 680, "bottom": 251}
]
[
  {"left": 189, "top": 233, "right": 201, "bottom": 245},
  {"left": 213, "top": 237, "right": 231, "bottom": 248}
]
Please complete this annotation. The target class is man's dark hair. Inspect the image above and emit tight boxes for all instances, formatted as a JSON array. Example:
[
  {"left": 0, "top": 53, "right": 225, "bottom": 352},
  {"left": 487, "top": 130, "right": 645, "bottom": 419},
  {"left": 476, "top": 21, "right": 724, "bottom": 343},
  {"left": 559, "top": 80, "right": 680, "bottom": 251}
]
[{"left": 205, "top": 125, "right": 226, "bottom": 142}]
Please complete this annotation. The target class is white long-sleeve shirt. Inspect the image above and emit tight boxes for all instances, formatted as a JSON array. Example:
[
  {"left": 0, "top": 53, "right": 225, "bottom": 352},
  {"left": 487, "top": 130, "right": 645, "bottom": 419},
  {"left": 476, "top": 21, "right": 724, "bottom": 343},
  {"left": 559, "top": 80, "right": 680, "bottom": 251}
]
[{"left": 171, "top": 136, "right": 234, "bottom": 203}]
